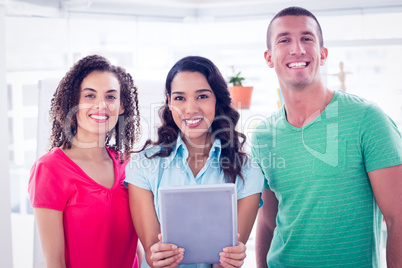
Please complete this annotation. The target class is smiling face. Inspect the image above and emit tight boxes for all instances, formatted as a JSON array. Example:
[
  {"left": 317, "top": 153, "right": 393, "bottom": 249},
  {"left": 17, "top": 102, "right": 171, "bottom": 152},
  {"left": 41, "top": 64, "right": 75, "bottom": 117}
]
[
  {"left": 168, "top": 71, "right": 216, "bottom": 146},
  {"left": 265, "top": 15, "right": 328, "bottom": 90},
  {"left": 75, "top": 71, "right": 124, "bottom": 142}
]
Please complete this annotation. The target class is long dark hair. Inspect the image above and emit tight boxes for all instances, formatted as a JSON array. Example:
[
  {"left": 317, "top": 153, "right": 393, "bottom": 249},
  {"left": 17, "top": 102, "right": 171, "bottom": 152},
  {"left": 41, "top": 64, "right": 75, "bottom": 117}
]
[
  {"left": 141, "top": 56, "right": 247, "bottom": 183},
  {"left": 49, "top": 54, "right": 140, "bottom": 162}
]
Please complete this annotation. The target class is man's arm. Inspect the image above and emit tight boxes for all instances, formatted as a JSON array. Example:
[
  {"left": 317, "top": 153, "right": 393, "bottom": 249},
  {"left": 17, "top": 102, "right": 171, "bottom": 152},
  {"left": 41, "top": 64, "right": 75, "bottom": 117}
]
[
  {"left": 255, "top": 188, "right": 278, "bottom": 268},
  {"left": 368, "top": 164, "right": 402, "bottom": 268}
]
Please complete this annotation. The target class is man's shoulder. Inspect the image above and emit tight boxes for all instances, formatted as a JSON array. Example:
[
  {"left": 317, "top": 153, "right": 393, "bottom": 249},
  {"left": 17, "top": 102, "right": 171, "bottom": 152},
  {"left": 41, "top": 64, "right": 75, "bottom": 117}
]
[
  {"left": 336, "top": 90, "right": 374, "bottom": 109},
  {"left": 254, "top": 109, "right": 284, "bottom": 130},
  {"left": 251, "top": 109, "right": 284, "bottom": 144},
  {"left": 334, "top": 91, "right": 391, "bottom": 124}
]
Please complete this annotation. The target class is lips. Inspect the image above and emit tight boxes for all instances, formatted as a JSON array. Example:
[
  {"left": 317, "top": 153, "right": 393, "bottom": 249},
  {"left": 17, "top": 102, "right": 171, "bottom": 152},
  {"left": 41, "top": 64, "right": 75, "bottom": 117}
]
[
  {"left": 184, "top": 118, "right": 203, "bottom": 128},
  {"left": 287, "top": 61, "right": 309, "bottom": 68},
  {"left": 89, "top": 113, "right": 109, "bottom": 123}
]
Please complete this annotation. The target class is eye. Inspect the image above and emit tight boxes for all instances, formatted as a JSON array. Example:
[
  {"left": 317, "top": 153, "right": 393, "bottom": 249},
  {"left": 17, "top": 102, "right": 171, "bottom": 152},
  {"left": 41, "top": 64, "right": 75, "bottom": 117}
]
[
  {"left": 302, "top": 37, "right": 313, "bottom": 42},
  {"left": 198, "top": 94, "right": 208, "bottom": 99},
  {"left": 84, "top": 94, "right": 96, "bottom": 98},
  {"left": 278, "top": 39, "right": 289, "bottom": 44},
  {"left": 106, "top": 95, "right": 117, "bottom": 100},
  {"left": 174, "top": 96, "right": 184, "bottom": 101}
]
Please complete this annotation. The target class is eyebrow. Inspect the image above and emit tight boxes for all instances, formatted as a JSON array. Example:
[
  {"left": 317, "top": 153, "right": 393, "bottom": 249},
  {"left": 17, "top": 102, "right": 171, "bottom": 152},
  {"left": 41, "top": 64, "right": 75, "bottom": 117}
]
[
  {"left": 275, "top": 31, "right": 315, "bottom": 40},
  {"left": 171, "top": 89, "right": 213, "bottom": 95},
  {"left": 82, "top": 88, "right": 118, "bottom": 93},
  {"left": 275, "top": 32, "right": 290, "bottom": 40},
  {"left": 301, "top": 31, "right": 315, "bottom": 36}
]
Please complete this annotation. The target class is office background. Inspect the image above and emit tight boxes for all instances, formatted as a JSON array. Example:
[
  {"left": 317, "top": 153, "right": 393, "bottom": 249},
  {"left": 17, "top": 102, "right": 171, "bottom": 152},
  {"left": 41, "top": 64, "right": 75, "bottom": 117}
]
[{"left": 1, "top": 0, "right": 402, "bottom": 267}]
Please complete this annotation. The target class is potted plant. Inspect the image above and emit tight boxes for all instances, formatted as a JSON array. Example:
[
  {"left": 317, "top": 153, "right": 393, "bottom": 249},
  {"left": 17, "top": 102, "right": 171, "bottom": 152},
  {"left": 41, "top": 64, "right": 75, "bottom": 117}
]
[{"left": 228, "top": 66, "right": 253, "bottom": 109}]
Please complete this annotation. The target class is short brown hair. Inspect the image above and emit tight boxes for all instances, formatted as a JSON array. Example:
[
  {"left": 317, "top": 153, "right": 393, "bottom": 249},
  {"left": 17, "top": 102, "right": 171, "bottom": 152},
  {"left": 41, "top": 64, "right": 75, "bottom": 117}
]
[{"left": 266, "top": 6, "right": 324, "bottom": 50}]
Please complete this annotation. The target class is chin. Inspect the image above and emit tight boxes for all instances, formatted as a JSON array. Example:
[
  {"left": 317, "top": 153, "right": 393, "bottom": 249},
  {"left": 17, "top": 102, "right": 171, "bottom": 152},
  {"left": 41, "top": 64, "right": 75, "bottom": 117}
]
[
  {"left": 182, "top": 131, "right": 210, "bottom": 141},
  {"left": 287, "top": 80, "right": 311, "bottom": 89}
]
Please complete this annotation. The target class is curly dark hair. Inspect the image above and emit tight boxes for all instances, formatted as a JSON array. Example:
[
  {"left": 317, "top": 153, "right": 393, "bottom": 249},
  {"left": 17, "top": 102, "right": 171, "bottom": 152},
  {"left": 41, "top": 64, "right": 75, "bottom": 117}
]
[
  {"left": 49, "top": 54, "right": 140, "bottom": 162},
  {"left": 141, "top": 56, "right": 247, "bottom": 183}
]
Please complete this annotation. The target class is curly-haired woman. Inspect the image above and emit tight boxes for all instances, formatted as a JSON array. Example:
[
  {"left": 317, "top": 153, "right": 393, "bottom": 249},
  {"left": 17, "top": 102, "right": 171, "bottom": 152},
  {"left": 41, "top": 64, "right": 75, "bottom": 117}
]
[
  {"left": 29, "top": 55, "right": 141, "bottom": 268},
  {"left": 125, "top": 56, "right": 264, "bottom": 268}
]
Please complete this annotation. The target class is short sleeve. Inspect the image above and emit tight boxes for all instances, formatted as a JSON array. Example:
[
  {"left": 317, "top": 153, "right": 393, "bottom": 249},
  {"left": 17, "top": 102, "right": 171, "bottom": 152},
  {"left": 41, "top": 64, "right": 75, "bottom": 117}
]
[
  {"left": 250, "top": 131, "right": 260, "bottom": 163},
  {"left": 360, "top": 103, "right": 402, "bottom": 172},
  {"left": 236, "top": 156, "right": 265, "bottom": 200},
  {"left": 28, "top": 161, "right": 69, "bottom": 211},
  {"left": 124, "top": 152, "right": 154, "bottom": 190},
  {"left": 251, "top": 130, "right": 270, "bottom": 190}
]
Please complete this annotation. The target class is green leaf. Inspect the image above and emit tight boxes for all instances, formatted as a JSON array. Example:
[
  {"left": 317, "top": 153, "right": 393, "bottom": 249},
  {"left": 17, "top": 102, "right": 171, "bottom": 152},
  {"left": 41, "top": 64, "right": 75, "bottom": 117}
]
[{"left": 228, "top": 67, "right": 246, "bottom": 86}]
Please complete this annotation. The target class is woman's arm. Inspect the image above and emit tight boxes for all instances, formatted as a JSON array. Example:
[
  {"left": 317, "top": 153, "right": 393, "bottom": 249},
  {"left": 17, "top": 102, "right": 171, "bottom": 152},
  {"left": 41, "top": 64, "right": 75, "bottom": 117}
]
[
  {"left": 237, "top": 193, "right": 261, "bottom": 243},
  {"left": 216, "top": 193, "right": 261, "bottom": 268},
  {"left": 33, "top": 208, "right": 66, "bottom": 268},
  {"left": 128, "top": 184, "right": 184, "bottom": 268}
]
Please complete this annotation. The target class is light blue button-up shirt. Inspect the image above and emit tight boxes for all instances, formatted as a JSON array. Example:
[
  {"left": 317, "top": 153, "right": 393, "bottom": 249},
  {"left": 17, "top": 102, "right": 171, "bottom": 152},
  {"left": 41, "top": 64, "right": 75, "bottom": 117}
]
[{"left": 125, "top": 135, "right": 264, "bottom": 268}]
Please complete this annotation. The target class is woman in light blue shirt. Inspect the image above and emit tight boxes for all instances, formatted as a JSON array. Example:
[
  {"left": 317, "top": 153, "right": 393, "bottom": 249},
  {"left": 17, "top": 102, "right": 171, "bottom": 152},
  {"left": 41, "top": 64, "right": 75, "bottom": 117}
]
[{"left": 125, "top": 56, "right": 264, "bottom": 268}]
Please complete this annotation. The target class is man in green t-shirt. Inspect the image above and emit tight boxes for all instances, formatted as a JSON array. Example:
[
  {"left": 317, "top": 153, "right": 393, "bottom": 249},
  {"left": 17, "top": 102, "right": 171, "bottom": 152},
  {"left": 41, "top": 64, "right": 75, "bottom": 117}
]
[{"left": 252, "top": 6, "right": 402, "bottom": 268}]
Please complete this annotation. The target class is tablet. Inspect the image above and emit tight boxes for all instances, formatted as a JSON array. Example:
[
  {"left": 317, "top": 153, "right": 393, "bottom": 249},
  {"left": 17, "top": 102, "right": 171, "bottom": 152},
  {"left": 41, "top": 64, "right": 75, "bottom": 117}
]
[{"left": 158, "top": 184, "right": 237, "bottom": 265}]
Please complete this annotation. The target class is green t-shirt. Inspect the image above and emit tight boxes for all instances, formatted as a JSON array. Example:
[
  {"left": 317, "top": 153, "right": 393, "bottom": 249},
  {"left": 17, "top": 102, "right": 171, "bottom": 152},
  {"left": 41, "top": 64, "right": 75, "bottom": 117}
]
[{"left": 251, "top": 90, "right": 402, "bottom": 267}]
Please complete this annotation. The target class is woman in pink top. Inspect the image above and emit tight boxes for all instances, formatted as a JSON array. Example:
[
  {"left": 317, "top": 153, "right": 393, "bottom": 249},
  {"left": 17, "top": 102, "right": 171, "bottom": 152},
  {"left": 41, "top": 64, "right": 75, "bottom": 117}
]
[{"left": 28, "top": 55, "right": 141, "bottom": 268}]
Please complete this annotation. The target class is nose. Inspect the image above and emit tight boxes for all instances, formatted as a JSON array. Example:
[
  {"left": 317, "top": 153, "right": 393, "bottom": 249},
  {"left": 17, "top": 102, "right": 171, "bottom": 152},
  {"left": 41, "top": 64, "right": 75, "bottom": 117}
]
[
  {"left": 96, "top": 98, "right": 107, "bottom": 109},
  {"left": 290, "top": 40, "right": 306, "bottom": 55},
  {"left": 184, "top": 98, "right": 199, "bottom": 116}
]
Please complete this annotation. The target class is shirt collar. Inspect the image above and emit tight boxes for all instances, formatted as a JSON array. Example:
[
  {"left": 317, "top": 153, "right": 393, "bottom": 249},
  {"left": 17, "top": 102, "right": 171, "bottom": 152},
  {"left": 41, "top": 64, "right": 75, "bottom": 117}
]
[
  {"left": 164, "top": 134, "right": 222, "bottom": 167},
  {"left": 209, "top": 138, "right": 222, "bottom": 159}
]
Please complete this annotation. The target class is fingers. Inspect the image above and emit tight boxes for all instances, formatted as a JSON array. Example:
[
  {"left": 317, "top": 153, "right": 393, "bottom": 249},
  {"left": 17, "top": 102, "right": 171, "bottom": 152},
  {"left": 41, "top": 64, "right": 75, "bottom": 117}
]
[
  {"left": 219, "top": 242, "right": 247, "bottom": 268},
  {"left": 150, "top": 241, "right": 184, "bottom": 268}
]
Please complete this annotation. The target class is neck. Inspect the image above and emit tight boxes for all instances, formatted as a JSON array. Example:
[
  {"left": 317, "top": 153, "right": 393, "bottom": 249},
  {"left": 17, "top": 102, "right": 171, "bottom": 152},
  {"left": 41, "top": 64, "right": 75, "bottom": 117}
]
[
  {"left": 182, "top": 134, "right": 213, "bottom": 158},
  {"left": 68, "top": 143, "right": 109, "bottom": 161},
  {"left": 72, "top": 130, "right": 107, "bottom": 150},
  {"left": 66, "top": 130, "right": 110, "bottom": 161},
  {"left": 281, "top": 83, "right": 334, "bottom": 128}
]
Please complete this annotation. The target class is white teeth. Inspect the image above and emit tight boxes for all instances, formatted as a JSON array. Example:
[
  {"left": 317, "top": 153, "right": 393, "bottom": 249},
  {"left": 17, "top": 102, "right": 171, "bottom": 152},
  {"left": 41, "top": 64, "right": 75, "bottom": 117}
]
[
  {"left": 90, "top": 115, "right": 108, "bottom": 120},
  {"left": 288, "top": 62, "right": 307, "bottom": 68},
  {"left": 185, "top": 118, "right": 201, "bottom": 124}
]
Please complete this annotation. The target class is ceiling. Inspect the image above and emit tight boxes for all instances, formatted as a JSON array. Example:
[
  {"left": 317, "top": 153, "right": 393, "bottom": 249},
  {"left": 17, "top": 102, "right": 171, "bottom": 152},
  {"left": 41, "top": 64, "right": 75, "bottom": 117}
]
[{"left": 6, "top": 0, "right": 402, "bottom": 20}]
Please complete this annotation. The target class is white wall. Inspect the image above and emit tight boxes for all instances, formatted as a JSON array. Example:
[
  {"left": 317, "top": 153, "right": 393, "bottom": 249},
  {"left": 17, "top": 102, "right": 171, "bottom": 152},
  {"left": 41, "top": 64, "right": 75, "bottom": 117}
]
[{"left": 0, "top": 3, "right": 14, "bottom": 268}]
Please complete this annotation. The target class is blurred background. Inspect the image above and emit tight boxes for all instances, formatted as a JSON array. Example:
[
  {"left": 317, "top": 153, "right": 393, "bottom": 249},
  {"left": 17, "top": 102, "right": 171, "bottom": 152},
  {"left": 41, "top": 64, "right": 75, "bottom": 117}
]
[{"left": 1, "top": 0, "right": 402, "bottom": 267}]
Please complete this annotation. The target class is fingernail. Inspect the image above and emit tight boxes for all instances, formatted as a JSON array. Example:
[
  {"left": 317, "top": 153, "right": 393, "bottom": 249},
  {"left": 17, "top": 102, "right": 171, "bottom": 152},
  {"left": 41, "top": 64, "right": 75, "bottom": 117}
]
[
  {"left": 223, "top": 248, "right": 228, "bottom": 252},
  {"left": 172, "top": 245, "right": 177, "bottom": 249}
]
